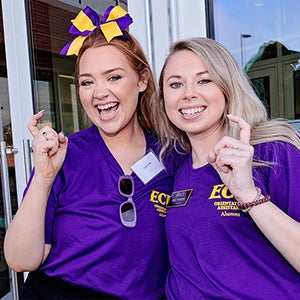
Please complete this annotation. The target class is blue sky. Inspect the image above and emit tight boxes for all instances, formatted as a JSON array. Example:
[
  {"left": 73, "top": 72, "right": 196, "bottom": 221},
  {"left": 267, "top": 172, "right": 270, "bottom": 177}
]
[{"left": 214, "top": 0, "right": 300, "bottom": 67}]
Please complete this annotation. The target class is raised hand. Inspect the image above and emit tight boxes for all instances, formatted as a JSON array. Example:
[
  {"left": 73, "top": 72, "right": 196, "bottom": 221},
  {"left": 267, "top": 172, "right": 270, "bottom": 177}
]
[
  {"left": 28, "top": 111, "right": 68, "bottom": 180},
  {"left": 207, "top": 115, "right": 256, "bottom": 202}
]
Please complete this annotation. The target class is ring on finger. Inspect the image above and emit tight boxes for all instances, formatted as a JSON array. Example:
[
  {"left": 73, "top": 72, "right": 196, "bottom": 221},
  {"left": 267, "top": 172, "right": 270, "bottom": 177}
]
[
  {"left": 42, "top": 131, "right": 48, "bottom": 140},
  {"left": 232, "top": 144, "right": 238, "bottom": 155}
]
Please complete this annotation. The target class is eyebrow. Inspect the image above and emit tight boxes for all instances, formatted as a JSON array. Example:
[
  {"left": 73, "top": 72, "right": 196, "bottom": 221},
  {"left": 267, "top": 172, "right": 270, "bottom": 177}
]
[
  {"left": 78, "top": 67, "right": 126, "bottom": 78},
  {"left": 166, "top": 70, "right": 208, "bottom": 81}
]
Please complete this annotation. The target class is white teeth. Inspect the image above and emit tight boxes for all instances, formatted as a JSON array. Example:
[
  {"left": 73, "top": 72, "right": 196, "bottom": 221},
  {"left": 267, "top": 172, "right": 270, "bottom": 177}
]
[
  {"left": 97, "top": 103, "right": 118, "bottom": 111},
  {"left": 181, "top": 107, "right": 205, "bottom": 115}
]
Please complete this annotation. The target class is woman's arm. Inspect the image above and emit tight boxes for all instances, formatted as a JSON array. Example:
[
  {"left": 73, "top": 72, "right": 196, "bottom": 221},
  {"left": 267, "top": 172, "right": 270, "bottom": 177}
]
[
  {"left": 208, "top": 115, "right": 300, "bottom": 273},
  {"left": 4, "top": 112, "right": 68, "bottom": 271},
  {"left": 248, "top": 201, "right": 300, "bottom": 272},
  {"left": 4, "top": 175, "right": 53, "bottom": 271}
]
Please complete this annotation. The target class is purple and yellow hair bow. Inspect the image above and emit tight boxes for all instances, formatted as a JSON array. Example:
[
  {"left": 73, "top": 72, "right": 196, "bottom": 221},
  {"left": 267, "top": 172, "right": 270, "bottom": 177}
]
[{"left": 60, "top": 5, "right": 133, "bottom": 56}]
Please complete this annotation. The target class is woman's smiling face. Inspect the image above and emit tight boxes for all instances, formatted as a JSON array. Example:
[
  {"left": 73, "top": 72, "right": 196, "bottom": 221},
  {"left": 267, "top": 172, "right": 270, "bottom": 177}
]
[
  {"left": 163, "top": 49, "right": 226, "bottom": 139},
  {"left": 78, "top": 45, "right": 146, "bottom": 136}
]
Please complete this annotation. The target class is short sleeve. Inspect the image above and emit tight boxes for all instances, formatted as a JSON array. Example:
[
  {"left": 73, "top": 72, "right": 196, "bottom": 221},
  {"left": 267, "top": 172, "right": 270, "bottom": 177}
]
[
  {"left": 44, "top": 170, "right": 65, "bottom": 244},
  {"left": 253, "top": 142, "right": 300, "bottom": 221}
]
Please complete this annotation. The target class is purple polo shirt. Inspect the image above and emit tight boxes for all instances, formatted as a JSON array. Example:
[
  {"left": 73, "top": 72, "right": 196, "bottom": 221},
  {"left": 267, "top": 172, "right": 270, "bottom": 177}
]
[
  {"left": 32, "top": 125, "right": 185, "bottom": 299},
  {"left": 166, "top": 141, "right": 300, "bottom": 299}
]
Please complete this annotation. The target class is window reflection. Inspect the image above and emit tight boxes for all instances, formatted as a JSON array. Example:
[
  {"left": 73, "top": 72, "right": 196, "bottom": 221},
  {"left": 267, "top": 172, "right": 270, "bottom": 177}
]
[
  {"left": 213, "top": 0, "right": 300, "bottom": 66},
  {"left": 251, "top": 76, "right": 271, "bottom": 116},
  {"left": 212, "top": 0, "right": 300, "bottom": 121},
  {"left": 27, "top": 0, "right": 81, "bottom": 134}
]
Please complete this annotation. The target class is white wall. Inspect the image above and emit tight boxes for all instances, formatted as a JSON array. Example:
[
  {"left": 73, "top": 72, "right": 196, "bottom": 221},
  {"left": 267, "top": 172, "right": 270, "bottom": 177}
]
[{"left": 128, "top": 0, "right": 207, "bottom": 79}]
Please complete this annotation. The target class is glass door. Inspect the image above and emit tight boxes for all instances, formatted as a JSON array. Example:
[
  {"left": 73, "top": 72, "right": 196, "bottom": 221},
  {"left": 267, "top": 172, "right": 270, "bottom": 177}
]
[
  {"left": 248, "top": 67, "right": 277, "bottom": 117},
  {"left": 0, "top": 0, "right": 33, "bottom": 298},
  {"left": 0, "top": 73, "right": 20, "bottom": 300}
]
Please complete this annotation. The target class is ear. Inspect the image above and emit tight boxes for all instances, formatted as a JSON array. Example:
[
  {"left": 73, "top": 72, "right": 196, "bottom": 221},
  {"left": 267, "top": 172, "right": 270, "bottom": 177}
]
[{"left": 138, "top": 69, "right": 150, "bottom": 92}]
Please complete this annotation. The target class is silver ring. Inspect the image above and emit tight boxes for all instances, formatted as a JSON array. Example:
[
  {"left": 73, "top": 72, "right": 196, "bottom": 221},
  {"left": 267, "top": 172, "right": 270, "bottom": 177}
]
[{"left": 232, "top": 144, "right": 238, "bottom": 155}]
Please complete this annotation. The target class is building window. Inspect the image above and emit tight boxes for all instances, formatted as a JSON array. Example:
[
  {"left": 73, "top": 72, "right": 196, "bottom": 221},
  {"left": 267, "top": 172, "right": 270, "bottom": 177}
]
[{"left": 207, "top": 0, "right": 300, "bottom": 120}]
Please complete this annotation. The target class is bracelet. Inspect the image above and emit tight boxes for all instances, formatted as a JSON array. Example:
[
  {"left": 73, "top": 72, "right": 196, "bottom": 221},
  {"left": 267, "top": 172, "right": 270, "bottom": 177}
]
[
  {"left": 237, "top": 188, "right": 271, "bottom": 213},
  {"left": 236, "top": 187, "right": 261, "bottom": 213}
]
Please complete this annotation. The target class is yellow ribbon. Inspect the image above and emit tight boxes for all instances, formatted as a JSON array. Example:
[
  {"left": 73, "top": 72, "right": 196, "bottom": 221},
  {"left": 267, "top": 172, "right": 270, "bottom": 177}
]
[{"left": 60, "top": 5, "right": 133, "bottom": 56}]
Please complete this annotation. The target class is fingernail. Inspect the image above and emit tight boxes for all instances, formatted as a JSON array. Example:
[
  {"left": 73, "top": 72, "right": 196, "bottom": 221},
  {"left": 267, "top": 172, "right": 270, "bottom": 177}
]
[{"left": 37, "top": 109, "right": 45, "bottom": 114}]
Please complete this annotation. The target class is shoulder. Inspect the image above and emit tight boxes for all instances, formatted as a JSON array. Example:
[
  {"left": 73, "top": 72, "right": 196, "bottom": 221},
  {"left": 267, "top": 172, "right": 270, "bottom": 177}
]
[
  {"left": 67, "top": 126, "right": 96, "bottom": 142},
  {"left": 253, "top": 141, "right": 300, "bottom": 175},
  {"left": 144, "top": 130, "right": 189, "bottom": 173},
  {"left": 254, "top": 141, "right": 300, "bottom": 162},
  {"left": 253, "top": 141, "right": 300, "bottom": 215},
  {"left": 66, "top": 126, "right": 100, "bottom": 148},
  {"left": 144, "top": 130, "right": 159, "bottom": 150},
  {"left": 64, "top": 126, "right": 102, "bottom": 158},
  {"left": 164, "top": 148, "right": 189, "bottom": 174}
]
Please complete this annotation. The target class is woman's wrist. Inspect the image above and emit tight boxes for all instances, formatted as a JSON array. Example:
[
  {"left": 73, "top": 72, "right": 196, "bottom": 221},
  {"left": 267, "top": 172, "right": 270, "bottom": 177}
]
[
  {"left": 235, "top": 187, "right": 260, "bottom": 204},
  {"left": 236, "top": 187, "right": 271, "bottom": 213}
]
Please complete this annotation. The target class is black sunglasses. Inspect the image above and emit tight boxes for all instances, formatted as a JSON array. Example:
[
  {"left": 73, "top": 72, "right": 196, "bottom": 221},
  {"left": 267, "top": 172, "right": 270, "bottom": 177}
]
[{"left": 118, "top": 175, "right": 136, "bottom": 228}]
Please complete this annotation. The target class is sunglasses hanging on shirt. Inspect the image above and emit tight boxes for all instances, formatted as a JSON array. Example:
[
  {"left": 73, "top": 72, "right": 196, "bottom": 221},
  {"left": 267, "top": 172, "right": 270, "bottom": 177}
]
[{"left": 118, "top": 175, "right": 136, "bottom": 228}]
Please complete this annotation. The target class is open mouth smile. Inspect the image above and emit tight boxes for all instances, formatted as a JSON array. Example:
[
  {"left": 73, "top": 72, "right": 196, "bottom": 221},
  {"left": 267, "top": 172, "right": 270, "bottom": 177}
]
[
  {"left": 179, "top": 106, "right": 206, "bottom": 116},
  {"left": 97, "top": 102, "right": 119, "bottom": 116}
]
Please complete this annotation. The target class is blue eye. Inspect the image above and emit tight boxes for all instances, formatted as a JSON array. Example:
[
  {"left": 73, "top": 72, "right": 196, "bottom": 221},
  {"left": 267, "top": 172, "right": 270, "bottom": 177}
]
[
  {"left": 170, "top": 82, "right": 183, "bottom": 89},
  {"left": 198, "top": 79, "right": 212, "bottom": 84},
  {"left": 109, "top": 75, "right": 121, "bottom": 82},
  {"left": 80, "top": 80, "right": 93, "bottom": 87}
]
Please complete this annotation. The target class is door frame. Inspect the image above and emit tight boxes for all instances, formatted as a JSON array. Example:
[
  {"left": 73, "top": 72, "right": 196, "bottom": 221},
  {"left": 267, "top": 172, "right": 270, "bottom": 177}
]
[
  {"left": 1, "top": 1, "right": 34, "bottom": 299},
  {"left": 2, "top": 0, "right": 34, "bottom": 202},
  {"left": 248, "top": 65, "right": 279, "bottom": 117}
]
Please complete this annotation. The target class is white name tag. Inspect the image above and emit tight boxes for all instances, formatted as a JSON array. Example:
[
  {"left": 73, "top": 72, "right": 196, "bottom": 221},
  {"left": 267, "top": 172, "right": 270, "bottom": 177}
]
[{"left": 131, "top": 150, "right": 165, "bottom": 184}]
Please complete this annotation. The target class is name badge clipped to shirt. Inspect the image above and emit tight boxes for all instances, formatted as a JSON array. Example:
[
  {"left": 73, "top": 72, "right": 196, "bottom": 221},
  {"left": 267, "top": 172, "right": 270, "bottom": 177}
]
[
  {"left": 167, "top": 189, "right": 193, "bottom": 208},
  {"left": 131, "top": 150, "right": 165, "bottom": 184}
]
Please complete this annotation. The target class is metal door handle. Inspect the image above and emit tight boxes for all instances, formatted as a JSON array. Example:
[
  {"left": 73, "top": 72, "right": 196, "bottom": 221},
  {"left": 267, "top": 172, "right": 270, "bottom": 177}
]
[{"left": 23, "top": 139, "right": 32, "bottom": 183}]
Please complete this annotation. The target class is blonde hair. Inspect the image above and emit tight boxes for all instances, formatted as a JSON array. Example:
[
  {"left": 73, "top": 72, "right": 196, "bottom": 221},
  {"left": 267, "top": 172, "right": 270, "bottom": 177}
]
[
  {"left": 76, "top": 29, "right": 157, "bottom": 132},
  {"left": 156, "top": 37, "right": 300, "bottom": 156}
]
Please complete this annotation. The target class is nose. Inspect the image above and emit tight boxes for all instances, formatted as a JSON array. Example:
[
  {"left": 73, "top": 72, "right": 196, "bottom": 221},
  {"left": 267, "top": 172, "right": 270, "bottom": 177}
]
[
  {"left": 182, "top": 83, "right": 197, "bottom": 101},
  {"left": 93, "top": 83, "right": 109, "bottom": 100}
]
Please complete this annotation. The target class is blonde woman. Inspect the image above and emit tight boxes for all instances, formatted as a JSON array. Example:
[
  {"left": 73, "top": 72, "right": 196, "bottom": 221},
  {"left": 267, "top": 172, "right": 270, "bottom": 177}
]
[{"left": 156, "top": 37, "right": 300, "bottom": 299}]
